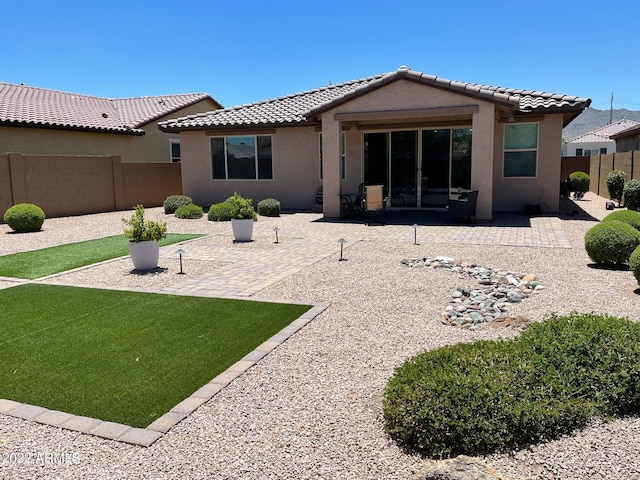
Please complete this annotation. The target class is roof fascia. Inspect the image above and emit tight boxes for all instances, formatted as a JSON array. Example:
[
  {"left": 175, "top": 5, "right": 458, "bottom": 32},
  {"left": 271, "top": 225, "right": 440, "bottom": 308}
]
[{"left": 0, "top": 120, "right": 145, "bottom": 136}]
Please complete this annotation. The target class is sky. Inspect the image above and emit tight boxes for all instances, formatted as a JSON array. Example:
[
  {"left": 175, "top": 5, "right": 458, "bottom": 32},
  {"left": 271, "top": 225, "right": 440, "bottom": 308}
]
[{"left": 2, "top": 0, "right": 639, "bottom": 111}]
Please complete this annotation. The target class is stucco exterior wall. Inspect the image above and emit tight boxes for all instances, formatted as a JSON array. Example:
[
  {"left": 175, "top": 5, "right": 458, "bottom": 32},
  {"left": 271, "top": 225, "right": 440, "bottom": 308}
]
[
  {"left": 0, "top": 99, "right": 217, "bottom": 163},
  {"left": 180, "top": 127, "right": 321, "bottom": 210},
  {"left": 492, "top": 115, "right": 563, "bottom": 212}
]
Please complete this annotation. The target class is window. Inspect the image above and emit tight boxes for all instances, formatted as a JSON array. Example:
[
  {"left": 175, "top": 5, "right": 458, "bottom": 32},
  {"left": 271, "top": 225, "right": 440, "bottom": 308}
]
[
  {"left": 210, "top": 135, "right": 273, "bottom": 180},
  {"left": 575, "top": 148, "right": 583, "bottom": 156},
  {"left": 169, "top": 138, "right": 181, "bottom": 163},
  {"left": 600, "top": 147, "right": 607, "bottom": 154},
  {"left": 503, "top": 123, "right": 538, "bottom": 177},
  {"left": 319, "top": 132, "right": 346, "bottom": 180}
]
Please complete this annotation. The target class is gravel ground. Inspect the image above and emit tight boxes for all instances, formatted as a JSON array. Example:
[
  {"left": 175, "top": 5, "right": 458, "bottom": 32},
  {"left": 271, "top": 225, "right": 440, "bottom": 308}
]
[{"left": 2, "top": 194, "right": 640, "bottom": 479}]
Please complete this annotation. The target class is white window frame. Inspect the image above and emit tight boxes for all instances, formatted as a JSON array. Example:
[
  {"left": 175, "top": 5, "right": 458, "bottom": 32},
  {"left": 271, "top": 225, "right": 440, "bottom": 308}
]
[
  {"left": 169, "top": 138, "right": 181, "bottom": 163},
  {"left": 503, "top": 123, "right": 539, "bottom": 178},
  {"left": 319, "top": 132, "right": 346, "bottom": 180}
]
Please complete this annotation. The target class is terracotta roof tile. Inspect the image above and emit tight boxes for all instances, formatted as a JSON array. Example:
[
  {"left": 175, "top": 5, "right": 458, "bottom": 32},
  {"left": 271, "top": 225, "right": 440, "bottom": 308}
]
[
  {"left": 0, "top": 83, "right": 218, "bottom": 134},
  {"left": 159, "top": 67, "right": 591, "bottom": 132},
  {"left": 566, "top": 119, "right": 640, "bottom": 143}
]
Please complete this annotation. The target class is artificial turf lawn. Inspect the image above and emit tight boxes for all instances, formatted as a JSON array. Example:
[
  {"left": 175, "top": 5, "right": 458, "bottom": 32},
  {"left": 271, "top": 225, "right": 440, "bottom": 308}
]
[
  {"left": 0, "top": 234, "right": 202, "bottom": 279},
  {"left": 0, "top": 284, "right": 312, "bottom": 427}
]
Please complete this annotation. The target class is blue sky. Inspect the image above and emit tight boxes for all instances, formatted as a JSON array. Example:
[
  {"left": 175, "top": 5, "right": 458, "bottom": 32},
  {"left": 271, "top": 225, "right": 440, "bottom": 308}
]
[{"left": 3, "top": 0, "right": 639, "bottom": 111}]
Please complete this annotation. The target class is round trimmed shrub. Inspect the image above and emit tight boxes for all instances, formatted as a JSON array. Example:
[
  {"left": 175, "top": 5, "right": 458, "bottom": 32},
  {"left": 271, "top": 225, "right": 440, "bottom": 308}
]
[
  {"left": 257, "top": 198, "right": 281, "bottom": 217},
  {"left": 584, "top": 220, "right": 640, "bottom": 266},
  {"left": 568, "top": 171, "right": 590, "bottom": 199},
  {"left": 606, "top": 170, "right": 626, "bottom": 206},
  {"left": 623, "top": 179, "right": 640, "bottom": 211},
  {"left": 163, "top": 194, "right": 192, "bottom": 214},
  {"left": 175, "top": 203, "right": 203, "bottom": 219},
  {"left": 207, "top": 202, "right": 233, "bottom": 222},
  {"left": 3, "top": 203, "right": 45, "bottom": 232},
  {"left": 602, "top": 209, "right": 640, "bottom": 231},
  {"left": 383, "top": 312, "right": 640, "bottom": 458},
  {"left": 629, "top": 245, "right": 640, "bottom": 285}
]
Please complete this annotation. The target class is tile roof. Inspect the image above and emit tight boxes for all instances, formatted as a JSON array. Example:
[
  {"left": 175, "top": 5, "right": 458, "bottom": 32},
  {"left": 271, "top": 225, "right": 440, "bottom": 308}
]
[
  {"left": 159, "top": 66, "right": 591, "bottom": 132},
  {"left": 0, "top": 82, "right": 219, "bottom": 134},
  {"left": 566, "top": 118, "right": 640, "bottom": 143},
  {"left": 608, "top": 122, "right": 640, "bottom": 140}
]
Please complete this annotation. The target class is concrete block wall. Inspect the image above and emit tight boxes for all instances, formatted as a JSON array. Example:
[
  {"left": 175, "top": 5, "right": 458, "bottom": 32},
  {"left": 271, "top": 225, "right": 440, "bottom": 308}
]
[{"left": 0, "top": 153, "right": 181, "bottom": 218}]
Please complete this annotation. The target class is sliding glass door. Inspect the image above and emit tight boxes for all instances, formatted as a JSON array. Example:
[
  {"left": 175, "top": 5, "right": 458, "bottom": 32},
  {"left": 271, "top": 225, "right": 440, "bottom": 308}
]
[{"left": 363, "top": 127, "right": 472, "bottom": 209}]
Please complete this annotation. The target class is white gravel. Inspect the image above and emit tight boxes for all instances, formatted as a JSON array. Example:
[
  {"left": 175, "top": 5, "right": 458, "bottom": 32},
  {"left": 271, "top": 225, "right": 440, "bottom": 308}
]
[{"left": 2, "top": 194, "right": 640, "bottom": 479}]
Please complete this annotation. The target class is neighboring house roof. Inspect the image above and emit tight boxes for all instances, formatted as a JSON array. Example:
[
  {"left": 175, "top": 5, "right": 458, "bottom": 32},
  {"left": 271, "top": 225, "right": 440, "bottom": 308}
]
[
  {"left": 610, "top": 123, "right": 640, "bottom": 140},
  {"left": 159, "top": 66, "right": 591, "bottom": 132},
  {"left": 565, "top": 119, "right": 640, "bottom": 144},
  {"left": 0, "top": 82, "right": 221, "bottom": 135}
]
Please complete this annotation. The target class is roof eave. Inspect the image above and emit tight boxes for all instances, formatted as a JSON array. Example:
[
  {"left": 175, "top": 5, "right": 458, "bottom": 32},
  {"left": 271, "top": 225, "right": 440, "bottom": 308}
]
[
  {"left": 0, "top": 120, "right": 145, "bottom": 135},
  {"left": 158, "top": 119, "right": 319, "bottom": 133}
]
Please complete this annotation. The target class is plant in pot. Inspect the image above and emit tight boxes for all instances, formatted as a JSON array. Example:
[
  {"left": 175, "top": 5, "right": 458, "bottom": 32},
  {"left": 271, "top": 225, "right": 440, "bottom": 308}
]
[
  {"left": 228, "top": 192, "right": 257, "bottom": 242},
  {"left": 122, "top": 204, "right": 167, "bottom": 270}
]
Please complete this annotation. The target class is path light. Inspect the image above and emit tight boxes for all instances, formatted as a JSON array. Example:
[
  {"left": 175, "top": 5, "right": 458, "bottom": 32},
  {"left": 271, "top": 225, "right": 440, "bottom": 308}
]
[
  {"left": 338, "top": 238, "right": 347, "bottom": 261},
  {"left": 176, "top": 248, "right": 185, "bottom": 274},
  {"left": 273, "top": 226, "right": 280, "bottom": 244},
  {"left": 412, "top": 224, "right": 419, "bottom": 245}
]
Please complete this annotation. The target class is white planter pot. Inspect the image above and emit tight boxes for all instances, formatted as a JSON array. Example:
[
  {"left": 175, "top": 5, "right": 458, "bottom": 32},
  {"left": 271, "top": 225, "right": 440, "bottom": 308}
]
[
  {"left": 128, "top": 240, "right": 160, "bottom": 270},
  {"left": 231, "top": 218, "right": 254, "bottom": 242}
]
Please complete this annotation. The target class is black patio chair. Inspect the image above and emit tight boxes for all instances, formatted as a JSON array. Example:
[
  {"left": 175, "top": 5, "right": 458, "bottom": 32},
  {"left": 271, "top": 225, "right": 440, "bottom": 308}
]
[{"left": 448, "top": 190, "right": 478, "bottom": 224}]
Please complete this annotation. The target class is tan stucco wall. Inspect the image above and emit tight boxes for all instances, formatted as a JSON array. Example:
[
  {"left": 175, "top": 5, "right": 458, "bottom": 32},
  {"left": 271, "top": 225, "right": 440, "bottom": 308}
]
[
  {"left": 0, "top": 99, "right": 217, "bottom": 163},
  {"left": 179, "top": 80, "right": 569, "bottom": 217},
  {"left": 180, "top": 127, "right": 322, "bottom": 210},
  {"left": 492, "top": 115, "right": 563, "bottom": 213}
]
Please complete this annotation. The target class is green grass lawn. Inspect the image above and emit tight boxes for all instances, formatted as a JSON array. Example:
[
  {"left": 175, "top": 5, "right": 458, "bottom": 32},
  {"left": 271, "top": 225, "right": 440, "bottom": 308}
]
[
  {"left": 0, "top": 284, "right": 311, "bottom": 427},
  {"left": 0, "top": 234, "right": 202, "bottom": 279}
]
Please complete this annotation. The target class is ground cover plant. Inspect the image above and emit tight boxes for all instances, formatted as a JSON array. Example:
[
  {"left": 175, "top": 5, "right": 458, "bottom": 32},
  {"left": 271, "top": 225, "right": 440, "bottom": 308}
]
[
  {"left": 163, "top": 194, "right": 193, "bottom": 214},
  {"left": 0, "top": 234, "right": 201, "bottom": 279},
  {"left": 0, "top": 283, "right": 311, "bottom": 427},
  {"left": 383, "top": 312, "right": 640, "bottom": 459}
]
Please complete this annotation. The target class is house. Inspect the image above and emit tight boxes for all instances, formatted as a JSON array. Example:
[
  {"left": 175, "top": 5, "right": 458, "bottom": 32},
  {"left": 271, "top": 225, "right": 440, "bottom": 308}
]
[
  {"left": 610, "top": 123, "right": 640, "bottom": 152},
  {"left": 0, "top": 82, "right": 222, "bottom": 163},
  {"left": 561, "top": 119, "right": 640, "bottom": 156},
  {"left": 159, "top": 66, "right": 590, "bottom": 219}
]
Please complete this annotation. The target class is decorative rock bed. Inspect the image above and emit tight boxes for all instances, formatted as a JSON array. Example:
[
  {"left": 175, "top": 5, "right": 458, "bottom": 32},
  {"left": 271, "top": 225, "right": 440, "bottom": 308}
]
[{"left": 401, "top": 256, "right": 544, "bottom": 330}]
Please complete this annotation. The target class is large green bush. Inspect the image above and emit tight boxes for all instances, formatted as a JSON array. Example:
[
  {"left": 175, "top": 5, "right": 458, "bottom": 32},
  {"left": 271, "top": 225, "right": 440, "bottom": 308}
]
[
  {"left": 3, "top": 203, "right": 45, "bottom": 232},
  {"left": 568, "top": 171, "right": 590, "bottom": 199},
  {"left": 207, "top": 202, "right": 233, "bottom": 221},
  {"left": 383, "top": 312, "right": 640, "bottom": 458},
  {"left": 163, "top": 195, "right": 193, "bottom": 214},
  {"left": 602, "top": 209, "right": 640, "bottom": 231},
  {"left": 623, "top": 179, "right": 640, "bottom": 211},
  {"left": 175, "top": 203, "right": 203, "bottom": 219},
  {"left": 584, "top": 220, "right": 640, "bottom": 266},
  {"left": 257, "top": 198, "right": 281, "bottom": 217},
  {"left": 606, "top": 170, "right": 626, "bottom": 206},
  {"left": 629, "top": 245, "right": 640, "bottom": 286}
]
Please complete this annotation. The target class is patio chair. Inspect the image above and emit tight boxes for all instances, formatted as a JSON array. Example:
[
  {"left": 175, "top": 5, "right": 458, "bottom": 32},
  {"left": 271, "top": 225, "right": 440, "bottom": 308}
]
[
  {"left": 364, "top": 184, "right": 385, "bottom": 225},
  {"left": 448, "top": 190, "right": 478, "bottom": 224}
]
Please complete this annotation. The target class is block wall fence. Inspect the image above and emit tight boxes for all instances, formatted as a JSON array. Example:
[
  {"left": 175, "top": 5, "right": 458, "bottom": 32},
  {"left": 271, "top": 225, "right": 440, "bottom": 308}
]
[
  {"left": 0, "top": 153, "right": 182, "bottom": 218},
  {"left": 588, "top": 151, "right": 640, "bottom": 197}
]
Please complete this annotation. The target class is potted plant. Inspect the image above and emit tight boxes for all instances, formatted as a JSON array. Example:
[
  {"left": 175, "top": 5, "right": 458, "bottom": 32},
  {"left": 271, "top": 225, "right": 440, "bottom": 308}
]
[
  {"left": 228, "top": 192, "right": 257, "bottom": 242},
  {"left": 122, "top": 204, "right": 167, "bottom": 270}
]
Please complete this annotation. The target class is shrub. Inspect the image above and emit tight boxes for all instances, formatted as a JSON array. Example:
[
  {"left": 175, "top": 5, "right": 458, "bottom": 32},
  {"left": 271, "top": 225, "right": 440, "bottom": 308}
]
[
  {"left": 602, "top": 209, "right": 640, "bottom": 231},
  {"left": 227, "top": 192, "right": 257, "bottom": 220},
  {"left": 122, "top": 204, "right": 167, "bottom": 242},
  {"left": 175, "top": 203, "right": 203, "bottom": 219},
  {"left": 383, "top": 312, "right": 640, "bottom": 458},
  {"left": 257, "top": 198, "right": 281, "bottom": 217},
  {"left": 207, "top": 202, "right": 233, "bottom": 222},
  {"left": 568, "top": 171, "right": 590, "bottom": 199},
  {"left": 163, "top": 195, "right": 192, "bottom": 214},
  {"left": 584, "top": 220, "right": 640, "bottom": 266},
  {"left": 606, "top": 170, "right": 626, "bottom": 206},
  {"left": 3, "top": 203, "right": 45, "bottom": 232},
  {"left": 629, "top": 245, "right": 640, "bottom": 285},
  {"left": 623, "top": 179, "right": 640, "bottom": 211}
]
